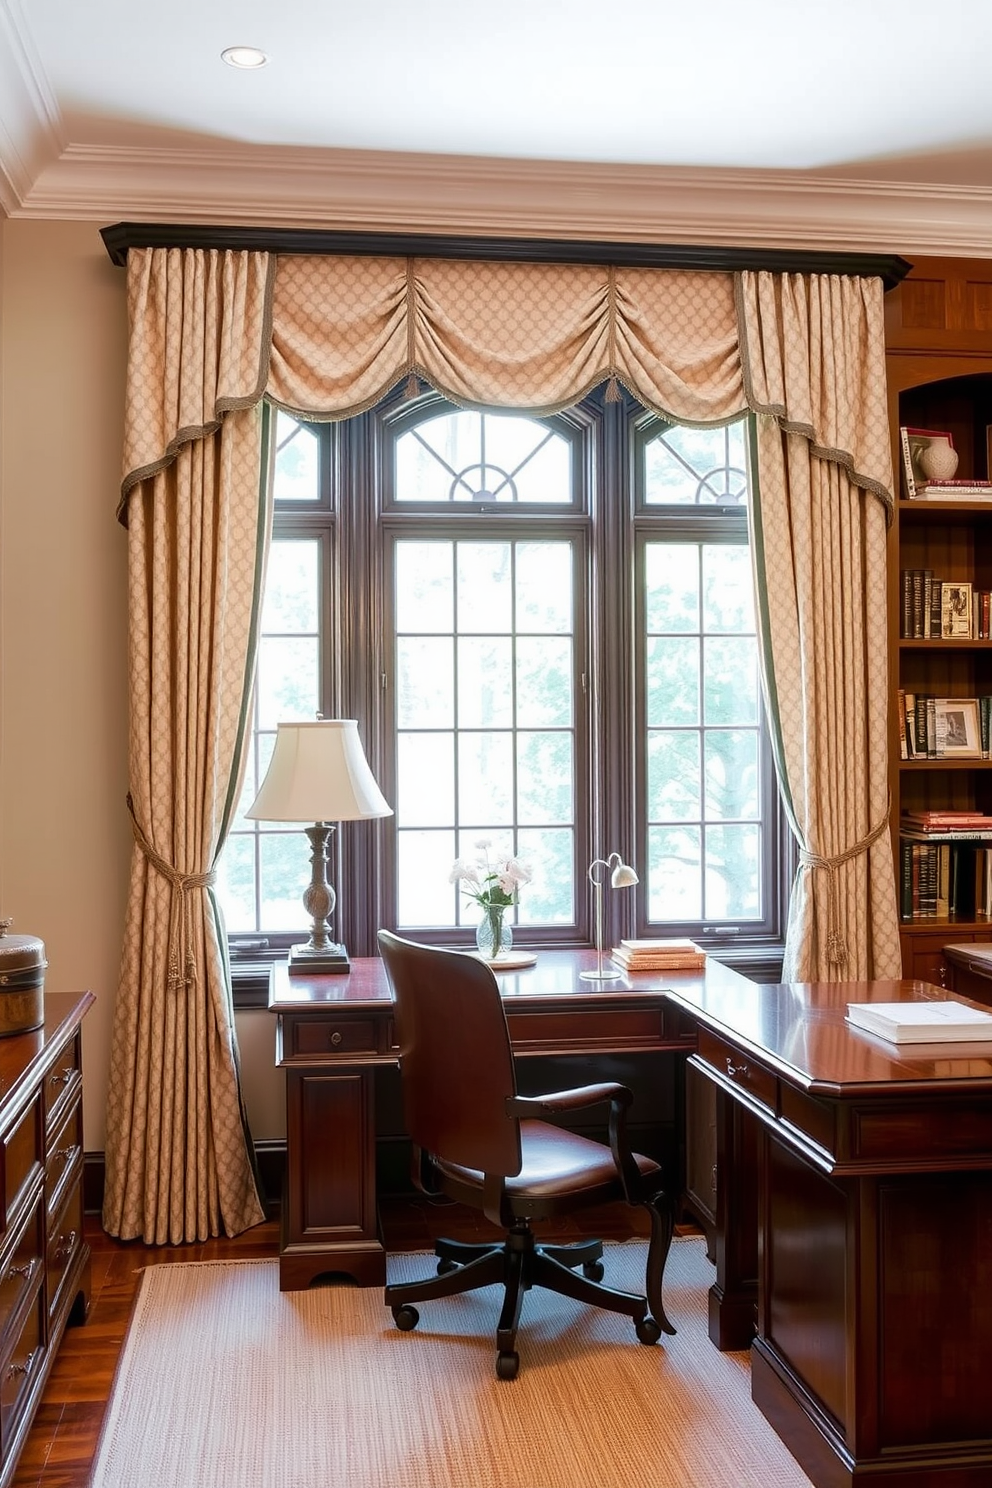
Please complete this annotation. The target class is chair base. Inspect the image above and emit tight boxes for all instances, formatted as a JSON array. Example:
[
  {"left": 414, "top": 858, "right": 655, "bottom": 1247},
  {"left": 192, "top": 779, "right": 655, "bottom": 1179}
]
[{"left": 385, "top": 1214, "right": 674, "bottom": 1380}]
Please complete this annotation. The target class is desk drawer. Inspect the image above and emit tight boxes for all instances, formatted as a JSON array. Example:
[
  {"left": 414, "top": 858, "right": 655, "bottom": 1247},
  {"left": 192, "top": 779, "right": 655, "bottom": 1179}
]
[
  {"left": 506, "top": 1007, "right": 667, "bottom": 1053},
  {"left": 697, "top": 1028, "right": 777, "bottom": 1116},
  {"left": 289, "top": 1017, "right": 378, "bottom": 1058}
]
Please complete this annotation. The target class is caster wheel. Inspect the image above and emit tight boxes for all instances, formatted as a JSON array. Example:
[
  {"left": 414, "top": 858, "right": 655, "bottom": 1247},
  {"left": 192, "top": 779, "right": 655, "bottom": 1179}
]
[
  {"left": 496, "top": 1349, "right": 520, "bottom": 1381},
  {"left": 436, "top": 1258, "right": 458, "bottom": 1275},
  {"left": 582, "top": 1260, "right": 605, "bottom": 1282},
  {"left": 635, "top": 1315, "right": 662, "bottom": 1345},
  {"left": 392, "top": 1304, "right": 420, "bottom": 1331}
]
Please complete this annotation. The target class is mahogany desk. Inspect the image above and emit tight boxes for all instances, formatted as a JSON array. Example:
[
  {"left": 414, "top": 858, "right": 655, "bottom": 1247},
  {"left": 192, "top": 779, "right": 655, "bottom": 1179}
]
[
  {"left": 665, "top": 974, "right": 992, "bottom": 1488},
  {"left": 268, "top": 949, "right": 751, "bottom": 1291}
]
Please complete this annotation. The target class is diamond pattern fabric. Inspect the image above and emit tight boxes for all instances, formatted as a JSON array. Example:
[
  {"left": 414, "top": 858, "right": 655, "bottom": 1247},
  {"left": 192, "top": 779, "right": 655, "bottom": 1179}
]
[{"left": 110, "top": 248, "right": 901, "bottom": 1245}]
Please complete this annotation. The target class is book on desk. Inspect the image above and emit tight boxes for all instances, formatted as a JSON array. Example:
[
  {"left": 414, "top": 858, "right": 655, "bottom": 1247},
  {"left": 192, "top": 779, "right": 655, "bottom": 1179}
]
[
  {"left": 846, "top": 999, "right": 992, "bottom": 1044},
  {"left": 611, "top": 938, "right": 706, "bottom": 972}
]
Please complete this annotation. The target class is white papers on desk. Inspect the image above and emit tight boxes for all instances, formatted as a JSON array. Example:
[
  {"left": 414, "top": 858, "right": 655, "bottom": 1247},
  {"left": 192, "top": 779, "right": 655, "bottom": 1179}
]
[{"left": 846, "top": 999, "right": 992, "bottom": 1044}]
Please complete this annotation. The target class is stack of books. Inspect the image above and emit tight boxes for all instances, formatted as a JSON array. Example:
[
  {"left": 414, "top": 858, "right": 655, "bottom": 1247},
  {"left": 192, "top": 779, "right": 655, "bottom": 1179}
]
[
  {"left": 610, "top": 937, "right": 706, "bottom": 971},
  {"left": 846, "top": 999, "right": 992, "bottom": 1045},
  {"left": 900, "top": 810, "right": 992, "bottom": 839}
]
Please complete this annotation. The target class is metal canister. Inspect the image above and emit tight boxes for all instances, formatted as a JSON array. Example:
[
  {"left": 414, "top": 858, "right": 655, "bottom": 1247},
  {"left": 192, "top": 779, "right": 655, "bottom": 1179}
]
[{"left": 0, "top": 919, "right": 46, "bottom": 1035}]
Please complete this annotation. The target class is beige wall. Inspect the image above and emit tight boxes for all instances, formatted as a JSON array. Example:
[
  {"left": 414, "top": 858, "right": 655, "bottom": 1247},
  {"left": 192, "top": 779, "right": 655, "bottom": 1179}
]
[{"left": 0, "top": 220, "right": 284, "bottom": 1154}]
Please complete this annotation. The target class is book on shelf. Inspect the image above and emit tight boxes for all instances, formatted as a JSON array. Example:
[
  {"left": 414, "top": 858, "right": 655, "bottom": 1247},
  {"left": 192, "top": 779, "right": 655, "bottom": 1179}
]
[
  {"left": 898, "top": 575, "right": 992, "bottom": 640},
  {"left": 912, "top": 481, "right": 992, "bottom": 501},
  {"left": 899, "top": 839, "right": 992, "bottom": 921},
  {"left": 901, "top": 810, "right": 992, "bottom": 826},
  {"left": 900, "top": 827, "right": 992, "bottom": 841},
  {"left": 846, "top": 999, "right": 992, "bottom": 1044},
  {"left": 897, "top": 694, "right": 992, "bottom": 758}
]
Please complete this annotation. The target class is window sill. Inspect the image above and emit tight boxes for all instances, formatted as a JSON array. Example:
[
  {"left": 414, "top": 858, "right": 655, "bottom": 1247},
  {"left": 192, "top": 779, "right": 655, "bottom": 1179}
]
[{"left": 231, "top": 961, "right": 276, "bottom": 1010}]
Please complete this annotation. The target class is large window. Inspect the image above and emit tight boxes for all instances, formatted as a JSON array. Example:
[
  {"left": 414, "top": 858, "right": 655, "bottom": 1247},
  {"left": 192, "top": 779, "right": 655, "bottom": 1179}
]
[{"left": 217, "top": 389, "right": 787, "bottom": 968}]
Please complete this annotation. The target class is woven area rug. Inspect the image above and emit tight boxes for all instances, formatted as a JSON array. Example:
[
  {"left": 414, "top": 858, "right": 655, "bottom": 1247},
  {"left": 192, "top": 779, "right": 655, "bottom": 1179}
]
[{"left": 89, "top": 1237, "right": 813, "bottom": 1488}]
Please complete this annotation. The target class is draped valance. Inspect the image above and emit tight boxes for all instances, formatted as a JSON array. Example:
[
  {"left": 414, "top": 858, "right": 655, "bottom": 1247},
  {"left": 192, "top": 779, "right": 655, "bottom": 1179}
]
[{"left": 119, "top": 248, "right": 894, "bottom": 519}]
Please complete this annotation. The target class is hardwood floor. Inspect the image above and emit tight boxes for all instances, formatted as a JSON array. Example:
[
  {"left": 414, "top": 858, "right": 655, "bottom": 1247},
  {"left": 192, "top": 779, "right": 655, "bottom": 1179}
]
[{"left": 13, "top": 1196, "right": 674, "bottom": 1487}]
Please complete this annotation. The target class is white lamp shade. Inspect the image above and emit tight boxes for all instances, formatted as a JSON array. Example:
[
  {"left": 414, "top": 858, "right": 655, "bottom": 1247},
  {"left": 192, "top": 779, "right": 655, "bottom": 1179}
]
[{"left": 246, "top": 720, "right": 392, "bottom": 823}]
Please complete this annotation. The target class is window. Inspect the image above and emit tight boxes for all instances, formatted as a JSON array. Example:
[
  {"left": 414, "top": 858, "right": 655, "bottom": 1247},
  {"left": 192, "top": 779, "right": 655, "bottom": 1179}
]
[{"left": 218, "top": 390, "right": 788, "bottom": 971}]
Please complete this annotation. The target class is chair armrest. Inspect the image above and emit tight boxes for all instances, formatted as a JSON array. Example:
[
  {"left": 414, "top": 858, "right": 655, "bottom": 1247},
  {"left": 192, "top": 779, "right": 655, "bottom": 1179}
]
[
  {"left": 507, "top": 1082, "right": 646, "bottom": 1203},
  {"left": 506, "top": 1082, "right": 632, "bottom": 1118}
]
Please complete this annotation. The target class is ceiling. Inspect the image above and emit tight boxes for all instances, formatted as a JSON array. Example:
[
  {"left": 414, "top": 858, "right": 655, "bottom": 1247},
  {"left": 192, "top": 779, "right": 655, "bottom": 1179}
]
[{"left": 3, "top": 0, "right": 992, "bottom": 254}]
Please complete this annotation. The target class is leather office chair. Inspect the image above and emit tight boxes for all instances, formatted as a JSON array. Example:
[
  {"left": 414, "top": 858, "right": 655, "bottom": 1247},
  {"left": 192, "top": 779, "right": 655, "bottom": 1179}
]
[{"left": 377, "top": 929, "right": 677, "bottom": 1380}]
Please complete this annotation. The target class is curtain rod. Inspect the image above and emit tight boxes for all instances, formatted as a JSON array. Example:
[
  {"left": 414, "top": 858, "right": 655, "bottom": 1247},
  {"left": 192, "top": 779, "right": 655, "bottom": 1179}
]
[{"left": 100, "top": 222, "right": 912, "bottom": 291}]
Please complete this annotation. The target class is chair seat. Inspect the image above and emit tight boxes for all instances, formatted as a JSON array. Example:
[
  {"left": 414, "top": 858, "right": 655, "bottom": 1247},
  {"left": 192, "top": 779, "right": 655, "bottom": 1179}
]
[{"left": 437, "top": 1118, "right": 661, "bottom": 1200}]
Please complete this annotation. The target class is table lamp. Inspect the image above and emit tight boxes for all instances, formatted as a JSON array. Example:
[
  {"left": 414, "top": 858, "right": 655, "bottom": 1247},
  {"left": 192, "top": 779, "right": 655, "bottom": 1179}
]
[
  {"left": 580, "top": 852, "right": 639, "bottom": 982},
  {"left": 246, "top": 719, "right": 392, "bottom": 974}
]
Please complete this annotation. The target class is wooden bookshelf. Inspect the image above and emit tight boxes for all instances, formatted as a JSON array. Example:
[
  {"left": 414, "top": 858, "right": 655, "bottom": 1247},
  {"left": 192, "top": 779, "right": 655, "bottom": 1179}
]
[{"left": 886, "top": 258, "right": 992, "bottom": 982}]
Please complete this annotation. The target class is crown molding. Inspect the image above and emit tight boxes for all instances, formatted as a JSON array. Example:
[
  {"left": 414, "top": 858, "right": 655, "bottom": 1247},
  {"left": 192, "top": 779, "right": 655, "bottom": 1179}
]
[
  {"left": 0, "top": 0, "right": 62, "bottom": 214},
  {"left": 5, "top": 140, "right": 992, "bottom": 257}
]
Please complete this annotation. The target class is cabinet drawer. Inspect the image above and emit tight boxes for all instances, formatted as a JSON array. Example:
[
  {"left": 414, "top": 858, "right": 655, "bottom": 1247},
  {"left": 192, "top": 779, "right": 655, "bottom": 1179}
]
[
  {"left": 290, "top": 1018, "right": 378, "bottom": 1057},
  {"left": 0, "top": 1291, "right": 43, "bottom": 1452},
  {"left": 0, "top": 1199, "right": 42, "bottom": 1351},
  {"left": 46, "top": 1179, "right": 83, "bottom": 1324},
  {"left": 697, "top": 1028, "right": 778, "bottom": 1116},
  {"left": 44, "top": 1034, "right": 82, "bottom": 1132},
  {"left": 0, "top": 1286, "right": 43, "bottom": 1451},
  {"left": 45, "top": 1097, "right": 82, "bottom": 1220},
  {"left": 1, "top": 1097, "right": 42, "bottom": 1232}
]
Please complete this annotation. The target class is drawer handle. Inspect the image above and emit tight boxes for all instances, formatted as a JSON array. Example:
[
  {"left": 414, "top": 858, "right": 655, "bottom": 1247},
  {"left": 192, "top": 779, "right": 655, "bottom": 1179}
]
[
  {"left": 726, "top": 1056, "right": 749, "bottom": 1081},
  {"left": 5, "top": 1263, "right": 31, "bottom": 1282},
  {"left": 330, "top": 1031, "right": 343, "bottom": 1047},
  {"left": 6, "top": 1348, "right": 36, "bottom": 1381},
  {"left": 49, "top": 1067, "right": 74, "bottom": 1089},
  {"left": 54, "top": 1229, "right": 77, "bottom": 1264}
]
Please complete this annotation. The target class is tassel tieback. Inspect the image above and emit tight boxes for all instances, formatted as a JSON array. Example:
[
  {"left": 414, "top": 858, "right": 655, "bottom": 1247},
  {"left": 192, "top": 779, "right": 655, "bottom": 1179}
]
[
  {"left": 126, "top": 793, "right": 216, "bottom": 989},
  {"left": 798, "top": 810, "right": 890, "bottom": 967}
]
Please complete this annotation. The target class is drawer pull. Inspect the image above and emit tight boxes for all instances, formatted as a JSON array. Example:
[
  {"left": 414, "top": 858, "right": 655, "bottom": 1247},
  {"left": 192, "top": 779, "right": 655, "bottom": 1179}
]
[
  {"left": 330, "top": 1031, "right": 342, "bottom": 1047},
  {"left": 5, "top": 1263, "right": 31, "bottom": 1282},
  {"left": 726, "top": 1056, "right": 749, "bottom": 1081},
  {"left": 54, "top": 1230, "right": 77, "bottom": 1264},
  {"left": 6, "top": 1349, "right": 36, "bottom": 1381},
  {"left": 49, "top": 1067, "right": 74, "bottom": 1089}
]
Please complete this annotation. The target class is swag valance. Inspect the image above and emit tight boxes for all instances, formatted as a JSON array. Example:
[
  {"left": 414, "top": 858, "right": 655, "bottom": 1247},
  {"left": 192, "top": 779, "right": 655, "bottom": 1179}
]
[{"left": 119, "top": 248, "right": 894, "bottom": 518}]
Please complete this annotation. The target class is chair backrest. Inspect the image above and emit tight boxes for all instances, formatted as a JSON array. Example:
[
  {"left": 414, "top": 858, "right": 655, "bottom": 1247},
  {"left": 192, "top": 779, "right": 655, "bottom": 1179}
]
[{"left": 378, "top": 929, "right": 522, "bottom": 1177}]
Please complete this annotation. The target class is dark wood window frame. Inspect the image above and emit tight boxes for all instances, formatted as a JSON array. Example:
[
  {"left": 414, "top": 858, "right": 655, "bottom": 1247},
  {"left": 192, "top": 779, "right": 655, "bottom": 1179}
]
[{"left": 102, "top": 224, "right": 907, "bottom": 1005}]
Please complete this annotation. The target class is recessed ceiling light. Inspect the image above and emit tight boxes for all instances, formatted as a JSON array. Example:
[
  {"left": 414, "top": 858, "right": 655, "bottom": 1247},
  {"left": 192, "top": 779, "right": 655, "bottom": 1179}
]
[{"left": 221, "top": 46, "right": 268, "bottom": 69}]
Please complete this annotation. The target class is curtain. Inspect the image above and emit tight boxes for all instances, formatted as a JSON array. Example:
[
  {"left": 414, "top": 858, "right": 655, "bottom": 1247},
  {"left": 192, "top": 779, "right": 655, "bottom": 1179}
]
[
  {"left": 738, "top": 272, "right": 900, "bottom": 980},
  {"left": 109, "top": 245, "right": 901, "bottom": 1244},
  {"left": 105, "top": 250, "right": 272, "bottom": 1243}
]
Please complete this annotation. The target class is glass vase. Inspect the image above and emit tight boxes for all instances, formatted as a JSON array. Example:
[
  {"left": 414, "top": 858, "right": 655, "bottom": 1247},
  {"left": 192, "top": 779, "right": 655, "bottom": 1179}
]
[{"left": 476, "top": 908, "right": 512, "bottom": 960}]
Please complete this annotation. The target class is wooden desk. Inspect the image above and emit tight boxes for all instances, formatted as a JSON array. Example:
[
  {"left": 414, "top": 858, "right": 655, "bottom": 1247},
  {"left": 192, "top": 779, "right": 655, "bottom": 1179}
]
[
  {"left": 665, "top": 975, "right": 992, "bottom": 1488},
  {"left": 269, "top": 950, "right": 750, "bottom": 1292}
]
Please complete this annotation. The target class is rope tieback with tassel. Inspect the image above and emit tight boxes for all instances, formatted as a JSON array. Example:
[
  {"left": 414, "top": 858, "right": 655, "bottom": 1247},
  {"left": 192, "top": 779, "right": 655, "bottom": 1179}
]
[
  {"left": 127, "top": 793, "right": 216, "bottom": 989},
  {"left": 798, "top": 810, "right": 890, "bottom": 967}
]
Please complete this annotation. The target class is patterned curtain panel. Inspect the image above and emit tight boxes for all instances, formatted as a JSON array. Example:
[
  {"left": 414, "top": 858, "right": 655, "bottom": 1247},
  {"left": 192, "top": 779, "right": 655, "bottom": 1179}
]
[
  {"left": 738, "top": 273, "right": 901, "bottom": 980},
  {"left": 108, "top": 248, "right": 272, "bottom": 1243},
  {"left": 111, "top": 247, "right": 901, "bottom": 1243}
]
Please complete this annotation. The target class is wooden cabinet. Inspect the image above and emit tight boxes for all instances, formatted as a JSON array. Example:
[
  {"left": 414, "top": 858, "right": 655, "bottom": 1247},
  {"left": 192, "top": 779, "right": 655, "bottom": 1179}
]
[
  {"left": 0, "top": 991, "right": 92, "bottom": 1487},
  {"left": 886, "top": 258, "right": 992, "bottom": 975}
]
